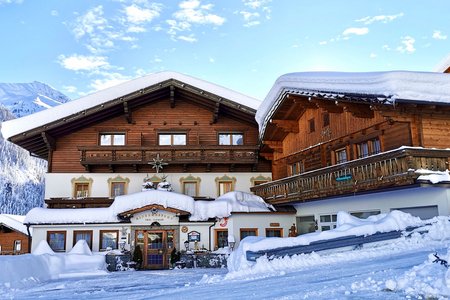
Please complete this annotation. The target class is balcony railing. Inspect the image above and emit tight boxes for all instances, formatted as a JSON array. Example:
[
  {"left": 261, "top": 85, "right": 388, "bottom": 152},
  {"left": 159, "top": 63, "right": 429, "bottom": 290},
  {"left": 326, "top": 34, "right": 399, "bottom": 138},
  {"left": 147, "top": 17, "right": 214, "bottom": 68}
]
[
  {"left": 78, "top": 145, "right": 259, "bottom": 166},
  {"left": 251, "top": 147, "right": 450, "bottom": 205}
]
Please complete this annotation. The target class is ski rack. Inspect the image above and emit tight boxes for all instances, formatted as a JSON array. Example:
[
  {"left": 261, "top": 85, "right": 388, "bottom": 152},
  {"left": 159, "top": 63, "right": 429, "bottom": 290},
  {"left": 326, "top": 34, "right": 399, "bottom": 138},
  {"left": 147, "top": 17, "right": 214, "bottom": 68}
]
[{"left": 246, "top": 226, "right": 421, "bottom": 262}]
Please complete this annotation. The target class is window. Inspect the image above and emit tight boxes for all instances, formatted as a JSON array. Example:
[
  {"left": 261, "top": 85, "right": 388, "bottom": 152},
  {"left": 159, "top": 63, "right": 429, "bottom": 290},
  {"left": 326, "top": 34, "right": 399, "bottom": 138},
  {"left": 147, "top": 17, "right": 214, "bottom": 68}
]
[
  {"left": 14, "top": 240, "right": 22, "bottom": 253},
  {"left": 319, "top": 214, "right": 337, "bottom": 231},
  {"left": 240, "top": 228, "right": 258, "bottom": 240},
  {"left": 266, "top": 228, "right": 283, "bottom": 237},
  {"left": 183, "top": 182, "right": 197, "bottom": 197},
  {"left": 100, "top": 230, "right": 119, "bottom": 250},
  {"left": 215, "top": 175, "right": 236, "bottom": 196},
  {"left": 356, "top": 141, "right": 369, "bottom": 158},
  {"left": 215, "top": 229, "right": 228, "bottom": 249},
  {"left": 335, "top": 148, "right": 347, "bottom": 164},
  {"left": 218, "top": 133, "right": 243, "bottom": 145},
  {"left": 308, "top": 118, "right": 315, "bottom": 133},
  {"left": 371, "top": 138, "right": 381, "bottom": 155},
  {"left": 322, "top": 112, "right": 330, "bottom": 127},
  {"left": 290, "top": 161, "right": 305, "bottom": 176},
  {"left": 74, "top": 183, "right": 89, "bottom": 198},
  {"left": 111, "top": 182, "right": 125, "bottom": 197},
  {"left": 158, "top": 133, "right": 186, "bottom": 146},
  {"left": 350, "top": 210, "right": 380, "bottom": 219},
  {"left": 47, "top": 231, "right": 66, "bottom": 252},
  {"left": 180, "top": 175, "right": 201, "bottom": 197},
  {"left": 296, "top": 215, "right": 317, "bottom": 235},
  {"left": 100, "top": 133, "right": 125, "bottom": 146},
  {"left": 73, "top": 230, "right": 93, "bottom": 249},
  {"left": 251, "top": 175, "right": 271, "bottom": 187}
]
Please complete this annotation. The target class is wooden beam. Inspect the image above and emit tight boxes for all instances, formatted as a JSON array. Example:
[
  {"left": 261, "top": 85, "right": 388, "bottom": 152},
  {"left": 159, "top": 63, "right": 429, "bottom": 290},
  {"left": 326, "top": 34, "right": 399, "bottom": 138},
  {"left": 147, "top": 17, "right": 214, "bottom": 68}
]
[
  {"left": 41, "top": 132, "right": 56, "bottom": 150},
  {"left": 211, "top": 102, "right": 220, "bottom": 124},
  {"left": 123, "top": 102, "right": 132, "bottom": 124},
  {"left": 271, "top": 119, "right": 299, "bottom": 133},
  {"left": 287, "top": 94, "right": 318, "bottom": 109},
  {"left": 260, "top": 152, "right": 274, "bottom": 160},
  {"left": 263, "top": 140, "right": 283, "bottom": 152},
  {"left": 170, "top": 85, "right": 175, "bottom": 108},
  {"left": 311, "top": 99, "right": 344, "bottom": 113},
  {"left": 337, "top": 102, "right": 374, "bottom": 118}
]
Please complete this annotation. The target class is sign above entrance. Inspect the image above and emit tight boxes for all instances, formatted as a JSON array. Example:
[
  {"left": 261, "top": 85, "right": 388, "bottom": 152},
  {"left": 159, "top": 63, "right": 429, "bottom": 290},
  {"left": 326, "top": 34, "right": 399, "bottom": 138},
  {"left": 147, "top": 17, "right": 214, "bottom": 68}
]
[
  {"left": 188, "top": 231, "right": 200, "bottom": 242},
  {"left": 131, "top": 209, "right": 180, "bottom": 226}
]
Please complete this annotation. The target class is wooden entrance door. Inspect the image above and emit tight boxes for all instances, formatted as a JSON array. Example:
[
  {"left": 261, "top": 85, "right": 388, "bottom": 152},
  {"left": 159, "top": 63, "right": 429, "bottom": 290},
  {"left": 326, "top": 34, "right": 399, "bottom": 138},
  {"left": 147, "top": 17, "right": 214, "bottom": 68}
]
[{"left": 136, "top": 230, "right": 175, "bottom": 269}]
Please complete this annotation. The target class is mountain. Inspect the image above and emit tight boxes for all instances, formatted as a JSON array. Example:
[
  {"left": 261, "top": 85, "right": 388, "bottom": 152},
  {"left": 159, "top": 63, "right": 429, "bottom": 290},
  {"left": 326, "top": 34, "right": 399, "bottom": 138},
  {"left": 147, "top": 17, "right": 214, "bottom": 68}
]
[
  {"left": 0, "top": 82, "right": 70, "bottom": 215},
  {"left": 0, "top": 81, "right": 70, "bottom": 117}
]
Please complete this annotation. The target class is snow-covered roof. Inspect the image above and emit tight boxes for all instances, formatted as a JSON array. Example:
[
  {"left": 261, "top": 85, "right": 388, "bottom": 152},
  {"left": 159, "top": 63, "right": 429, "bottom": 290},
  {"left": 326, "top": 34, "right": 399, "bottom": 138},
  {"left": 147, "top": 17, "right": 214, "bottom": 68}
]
[
  {"left": 25, "top": 190, "right": 274, "bottom": 224},
  {"left": 416, "top": 169, "right": 450, "bottom": 184},
  {"left": 434, "top": 53, "right": 450, "bottom": 73},
  {"left": 0, "top": 214, "right": 30, "bottom": 235},
  {"left": 256, "top": 71, "right": 450, "bottom": 136},
  {"left": 1, "top": 71, "right": 261, "bottom": 140}
]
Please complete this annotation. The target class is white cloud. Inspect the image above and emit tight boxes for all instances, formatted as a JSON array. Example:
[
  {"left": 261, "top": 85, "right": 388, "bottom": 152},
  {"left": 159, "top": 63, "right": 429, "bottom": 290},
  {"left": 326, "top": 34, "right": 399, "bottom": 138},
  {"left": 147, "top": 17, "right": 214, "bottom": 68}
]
[
  {"left": 57, "top": 54, "right": 110, "bottom": 71},
  {"left": 50, "top": 10, "right": 58, "bottom": 17},
  {"left": 62, "top": 85, "right": 77, "bottom": 93},
  {"left": 89, "top": 72, "right": 131, "bottom": 92},
  {"left": 370, "top": 53, "right": 377, "bottom": 58},
  {"left": 209, "top": 57, "right": 215, "bottom": 63},
  {"left": 127, "top": 25, "right": 147, "bottom": 33},
  {"left": 178, "top": 34, "right": 198, "bottom": 43},
  {"left": 124, "top": 3, "right": 161, "bottom": 24},
  {"left": 174, "top": 0, "right": 225, "bottom": 25},
  {"left": 319, "top": 41, "right": 327, "bottom": 45},
  {"left": 356, "top": 13, "right": 404, "bottom": 25},
  {"left": 239, "top": 0, "right": 271, "bottom": 27},
  {"left": 342, "top": 27, "right": 369, "bottom": 36},
  {"left": 396, "top": 36, "right": 415, "bottom": 54},
  {"left": 0, "top": 0, "right": 23, "bottom": 4},
  {"left": 382, "top": 44, "right": 391, "bottom": 51},
  {"left": 72, "top": 6, "right": 108, "bottom": 39},
  {"left": 432, "top": 30, "right": 447, "bottom": 40}
]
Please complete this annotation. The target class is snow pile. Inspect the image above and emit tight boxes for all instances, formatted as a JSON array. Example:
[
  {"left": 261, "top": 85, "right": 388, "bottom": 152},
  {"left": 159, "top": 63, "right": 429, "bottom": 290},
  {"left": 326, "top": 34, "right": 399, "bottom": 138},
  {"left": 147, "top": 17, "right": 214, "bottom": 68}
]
[
  {"left": 110, "top": 190, "right": 195, "bottom": 215},
  {"left": 385, "top": 249, "right": 450, "bottom": 298},
  {"left": 189, "top": 191, "right": 274, "bottom": 221},
  {"left": 416, "top": 169, "right": 450, "bottom": 184},
  {"left": 0, "top": 240, "right": 106, "bottom": 289},
  {"left": 25, "top": 190, "right": 272, "bottom": 224},
  {"left": 256, "top": 71, "right": 450, "bottom": 134},
  {"left": 227, "top": 210, "right": 424, "bottom": 273}
]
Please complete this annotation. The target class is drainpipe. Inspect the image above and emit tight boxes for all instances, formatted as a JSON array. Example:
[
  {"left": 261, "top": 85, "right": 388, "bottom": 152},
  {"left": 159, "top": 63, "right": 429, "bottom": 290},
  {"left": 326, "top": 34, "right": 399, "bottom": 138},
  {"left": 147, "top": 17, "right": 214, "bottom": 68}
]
[
  {"left": 26, "top": 224, "right": 32, "bottom": 253},
  {"left": 208, "top": 219, "right": 217, "bottom": 251}
]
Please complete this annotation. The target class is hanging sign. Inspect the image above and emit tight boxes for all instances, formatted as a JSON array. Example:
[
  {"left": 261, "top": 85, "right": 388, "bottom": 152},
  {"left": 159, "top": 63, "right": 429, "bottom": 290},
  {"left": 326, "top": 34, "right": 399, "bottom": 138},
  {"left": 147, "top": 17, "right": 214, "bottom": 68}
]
[{"left": 188, "top": 231, "right": 201, "bottom": 242}]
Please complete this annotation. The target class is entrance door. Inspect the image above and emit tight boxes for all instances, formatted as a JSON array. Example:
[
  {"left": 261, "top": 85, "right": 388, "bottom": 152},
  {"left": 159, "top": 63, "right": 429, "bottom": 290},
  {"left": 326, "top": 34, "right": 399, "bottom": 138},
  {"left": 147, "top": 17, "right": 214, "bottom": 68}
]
[{"left": 136, "top": 230, "right": 175, "bottom": 269}]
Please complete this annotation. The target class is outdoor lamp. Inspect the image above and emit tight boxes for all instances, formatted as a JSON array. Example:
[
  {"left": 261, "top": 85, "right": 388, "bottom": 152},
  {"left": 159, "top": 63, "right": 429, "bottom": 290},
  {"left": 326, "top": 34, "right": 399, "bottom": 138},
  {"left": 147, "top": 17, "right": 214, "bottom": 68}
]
[
  {"left": 229, "top": 241, "right": 236, "bottom": 251},
  {"left": 184, "top": 240, "right": 189, "bottom": 251}
]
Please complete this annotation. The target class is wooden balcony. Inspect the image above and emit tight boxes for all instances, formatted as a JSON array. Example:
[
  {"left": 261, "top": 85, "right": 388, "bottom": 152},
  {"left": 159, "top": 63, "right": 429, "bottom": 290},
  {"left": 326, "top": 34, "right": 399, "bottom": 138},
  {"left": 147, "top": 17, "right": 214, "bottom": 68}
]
[
  {"left": 78, "top": 145, "right": 259, "bottom": 169},
  {"left": 251, "top": 147, "right": 450, "bottom": 205}
]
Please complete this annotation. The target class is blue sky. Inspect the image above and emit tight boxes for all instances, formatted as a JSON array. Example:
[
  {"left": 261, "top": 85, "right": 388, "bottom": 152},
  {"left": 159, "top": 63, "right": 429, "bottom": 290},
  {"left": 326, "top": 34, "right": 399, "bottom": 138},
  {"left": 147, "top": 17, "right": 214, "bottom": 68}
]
[{"left": 0, "top": 0, "right": 449, "bottom": 100}]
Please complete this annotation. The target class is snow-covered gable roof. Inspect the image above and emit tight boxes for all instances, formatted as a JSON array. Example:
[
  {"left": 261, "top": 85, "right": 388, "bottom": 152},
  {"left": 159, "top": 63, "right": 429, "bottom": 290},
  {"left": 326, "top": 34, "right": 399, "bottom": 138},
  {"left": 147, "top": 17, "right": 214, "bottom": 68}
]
[
  {"left": 434, "top": 53, "right": 450, "bottom": 73},
  {"left": 25, "top": 190, "right": 274, "bottom": 224},
  {"left": 2, "top": 71, "right": 261, "bottom": 140},
  {"left": 0, "top": 214, "right": 30, "bottom": 235},
  {"left": 256, "top": 71, "right": 450, "bottom": 137}
]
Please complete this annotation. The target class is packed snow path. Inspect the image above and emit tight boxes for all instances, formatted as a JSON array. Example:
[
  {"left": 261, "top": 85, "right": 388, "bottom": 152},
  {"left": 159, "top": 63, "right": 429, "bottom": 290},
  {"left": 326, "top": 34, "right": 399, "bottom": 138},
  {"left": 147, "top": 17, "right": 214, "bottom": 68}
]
[{"left": 4, "top": 245, "right": 449, "bottom": 299}]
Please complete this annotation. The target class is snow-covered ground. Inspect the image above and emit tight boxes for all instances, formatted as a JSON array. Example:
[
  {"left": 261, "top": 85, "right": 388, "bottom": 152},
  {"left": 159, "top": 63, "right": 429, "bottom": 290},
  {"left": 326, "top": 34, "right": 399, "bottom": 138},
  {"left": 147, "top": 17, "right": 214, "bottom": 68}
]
[{"left": 2, "top": 212, "right": 450, "bottom": 299}]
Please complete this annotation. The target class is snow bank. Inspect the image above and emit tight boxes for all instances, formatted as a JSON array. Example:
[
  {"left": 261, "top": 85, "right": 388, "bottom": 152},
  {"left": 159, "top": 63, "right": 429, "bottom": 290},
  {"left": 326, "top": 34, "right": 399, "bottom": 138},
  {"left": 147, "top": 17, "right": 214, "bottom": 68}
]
[
  {"left": 0, "top": 240, "right": 107, "bottom": 290},
  {"left": 416, "top": 169, "right": 450, "bottom": 184},
  {"left": 189, "top": 191, "right": 274, "bottom": 221},
  {"left": 228, "top": 210, "right": 424, "bottom": 273},
  {"left": 25, "top": 190, "right": 272, "bottom": 224},
  {"left": 256, "top": 71, "right": 450, "bottom": 134}
]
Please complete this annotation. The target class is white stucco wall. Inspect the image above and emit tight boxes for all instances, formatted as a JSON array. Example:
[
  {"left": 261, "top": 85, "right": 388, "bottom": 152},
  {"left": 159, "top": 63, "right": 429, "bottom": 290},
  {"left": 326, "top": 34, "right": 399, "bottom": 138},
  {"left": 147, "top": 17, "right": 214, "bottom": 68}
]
[
  {"left": 295, "top": 186, "right": 450, "bottom": 229},
  {"left": 45, "top": 172, "right": 271, "bottom": 199}
]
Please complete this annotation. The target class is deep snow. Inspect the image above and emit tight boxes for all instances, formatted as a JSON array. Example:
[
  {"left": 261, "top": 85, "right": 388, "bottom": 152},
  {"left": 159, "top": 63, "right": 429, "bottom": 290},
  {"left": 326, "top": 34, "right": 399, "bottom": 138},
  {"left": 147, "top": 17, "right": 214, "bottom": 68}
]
[{"left": 2, "top": 211, "right": 450, "bottom": 299}]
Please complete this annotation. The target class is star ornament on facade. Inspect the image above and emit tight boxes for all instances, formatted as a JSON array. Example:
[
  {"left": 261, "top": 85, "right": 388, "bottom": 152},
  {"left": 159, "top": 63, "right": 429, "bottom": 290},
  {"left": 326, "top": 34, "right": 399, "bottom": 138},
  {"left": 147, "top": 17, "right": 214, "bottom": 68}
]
[{"left": 149, "top": 153, "right": 168, "bottom": 174}]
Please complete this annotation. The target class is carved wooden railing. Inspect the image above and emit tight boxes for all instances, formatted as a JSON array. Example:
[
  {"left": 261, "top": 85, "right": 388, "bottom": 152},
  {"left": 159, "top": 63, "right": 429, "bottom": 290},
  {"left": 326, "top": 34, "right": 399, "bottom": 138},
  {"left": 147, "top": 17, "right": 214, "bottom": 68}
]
[
  {"left": 251, "top": 147, "right": 450, "bottom": 205},
  {"left": 78, "top": 145, "right": 259, "bottom": 166}
]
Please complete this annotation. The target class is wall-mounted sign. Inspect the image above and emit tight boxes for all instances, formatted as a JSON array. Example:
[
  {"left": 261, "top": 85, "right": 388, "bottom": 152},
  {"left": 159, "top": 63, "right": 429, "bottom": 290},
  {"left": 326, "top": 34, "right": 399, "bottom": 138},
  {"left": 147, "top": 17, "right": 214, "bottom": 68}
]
[
  {"left": 188, "top": 231, "right": 200, "bottom": 242},
  {"left": 131, "top": 210, "right": 179, "bottom": 225},
  {"left": 270, "top": 223, "right": 280, "bottom": 227}
]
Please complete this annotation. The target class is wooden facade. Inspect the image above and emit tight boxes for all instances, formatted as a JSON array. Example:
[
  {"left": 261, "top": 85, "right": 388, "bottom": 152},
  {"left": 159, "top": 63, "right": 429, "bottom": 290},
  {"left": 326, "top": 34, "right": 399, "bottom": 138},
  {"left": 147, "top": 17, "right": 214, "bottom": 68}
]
[
  {"left": 252, "top": 89, "right": 450, "bottom": 205},
  {"left": 0, "top": 224, "right": 29, "bottom": 255}
]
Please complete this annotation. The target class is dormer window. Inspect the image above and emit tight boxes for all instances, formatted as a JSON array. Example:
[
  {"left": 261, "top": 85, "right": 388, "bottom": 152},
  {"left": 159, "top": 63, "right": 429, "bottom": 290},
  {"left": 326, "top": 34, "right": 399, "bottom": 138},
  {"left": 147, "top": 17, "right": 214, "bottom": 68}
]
[
  {"left": 100, "top": 133, "right": 125, "bottom": 146},
  {"left": 218, "top": 133, "right": 243, "bottom": 145}
]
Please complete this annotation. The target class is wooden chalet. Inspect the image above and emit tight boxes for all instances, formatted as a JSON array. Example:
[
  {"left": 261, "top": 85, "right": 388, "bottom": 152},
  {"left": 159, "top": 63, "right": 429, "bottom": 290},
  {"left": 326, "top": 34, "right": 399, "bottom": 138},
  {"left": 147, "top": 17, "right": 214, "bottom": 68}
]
[
  {"left": 251, "top": 71, "right": 450, "bottom": 231},
  {"left": 0, "top": 215, "right": 30, "bottom": 255}
]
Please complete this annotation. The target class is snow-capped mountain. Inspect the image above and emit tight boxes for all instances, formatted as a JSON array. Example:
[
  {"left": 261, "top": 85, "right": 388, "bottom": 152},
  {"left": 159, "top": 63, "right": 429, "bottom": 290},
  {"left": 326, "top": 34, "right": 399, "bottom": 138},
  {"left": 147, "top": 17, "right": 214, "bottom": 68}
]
[
  {"left": 0, "top": 82, "right": 70, "bottom": 215},
  {"left": 0, "top": 81, "right": 70, "bottom": 117}
]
